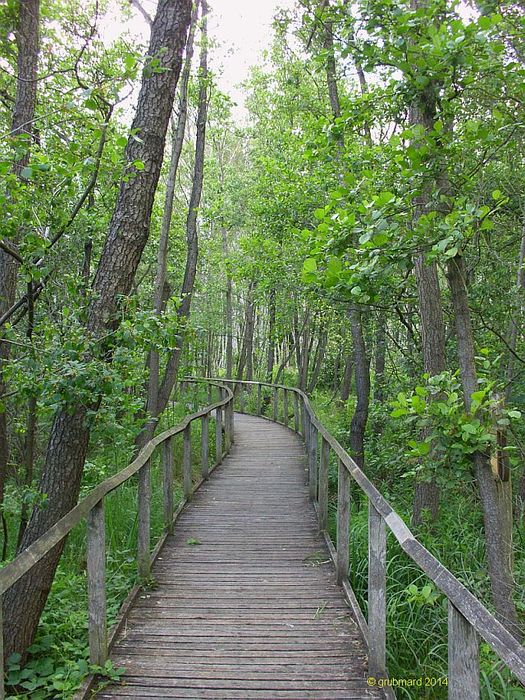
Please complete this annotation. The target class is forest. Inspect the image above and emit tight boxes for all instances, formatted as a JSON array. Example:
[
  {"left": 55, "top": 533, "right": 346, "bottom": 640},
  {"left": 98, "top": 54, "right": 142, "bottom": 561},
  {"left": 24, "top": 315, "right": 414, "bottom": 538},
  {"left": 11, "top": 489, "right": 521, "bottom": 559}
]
[{"left": 0, "top": 0, "right": 525, "bottom": 697}]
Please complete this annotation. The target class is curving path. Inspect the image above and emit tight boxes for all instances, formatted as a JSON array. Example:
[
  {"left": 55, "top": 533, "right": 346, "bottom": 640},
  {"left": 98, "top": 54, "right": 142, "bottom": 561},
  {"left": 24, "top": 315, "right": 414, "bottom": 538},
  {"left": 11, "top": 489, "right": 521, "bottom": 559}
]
[{"left": 96, "top": 414, "right": 383, "bottom": 699}]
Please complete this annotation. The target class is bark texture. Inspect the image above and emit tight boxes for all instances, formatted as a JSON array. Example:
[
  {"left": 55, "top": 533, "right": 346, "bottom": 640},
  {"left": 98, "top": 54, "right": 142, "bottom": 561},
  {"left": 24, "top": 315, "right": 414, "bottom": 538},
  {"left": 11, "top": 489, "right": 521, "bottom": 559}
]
[
  {"left": 0, "top": 0, "right": 40, "bottom": 555},
  {"left": 447, "top": 254, "right": 521, "bottom": 640},
  {"left": 158, "top": 0, "right": 209, "bottom": 412},
  {"left": 3, "top": 0, "right": 191, "bottom": 660}
]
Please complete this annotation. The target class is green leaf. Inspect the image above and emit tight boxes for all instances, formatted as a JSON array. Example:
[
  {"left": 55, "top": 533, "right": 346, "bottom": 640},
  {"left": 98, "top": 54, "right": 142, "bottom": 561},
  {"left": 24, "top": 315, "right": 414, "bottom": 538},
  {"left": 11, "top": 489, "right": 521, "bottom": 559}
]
[{"left": 302, "top": 258, "right": 317, "bottom": 273}]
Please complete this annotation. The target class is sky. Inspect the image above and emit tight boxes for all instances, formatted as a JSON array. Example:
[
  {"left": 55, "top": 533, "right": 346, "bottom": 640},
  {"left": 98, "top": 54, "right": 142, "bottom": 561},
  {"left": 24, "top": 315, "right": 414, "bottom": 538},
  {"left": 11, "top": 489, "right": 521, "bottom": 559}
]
[{"left": 103, "top": 0, "right": 296, "bottom": 120}]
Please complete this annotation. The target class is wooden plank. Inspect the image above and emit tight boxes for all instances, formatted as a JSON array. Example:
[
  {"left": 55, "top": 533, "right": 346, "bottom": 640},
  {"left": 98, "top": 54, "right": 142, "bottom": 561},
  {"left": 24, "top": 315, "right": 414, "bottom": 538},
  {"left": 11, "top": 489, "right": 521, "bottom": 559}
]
[
  {"left": 137, "top": 458, "right": 151, "bottom": 581},
  {"left": 448, "top": 601, "right": 479, "bottom": 699},
  {"left": 87, "top": 500, "right": 107, "bottom": 666},
  {"left": 368, "top": 500, "right": 386, "bottom": 678},
  {"left": 96, "top": 414, "right": 378, "bottom": 700},
  {"left": 0, "top": 594, "right": 4, "bottom": 700}
]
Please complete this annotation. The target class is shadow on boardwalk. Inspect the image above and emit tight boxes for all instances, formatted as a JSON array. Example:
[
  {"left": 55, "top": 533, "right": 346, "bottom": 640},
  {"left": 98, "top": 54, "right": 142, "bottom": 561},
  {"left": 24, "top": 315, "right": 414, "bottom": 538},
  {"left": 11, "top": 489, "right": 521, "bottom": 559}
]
[{"left": 96, "top": 414, "right": 383, "bottom": 700}]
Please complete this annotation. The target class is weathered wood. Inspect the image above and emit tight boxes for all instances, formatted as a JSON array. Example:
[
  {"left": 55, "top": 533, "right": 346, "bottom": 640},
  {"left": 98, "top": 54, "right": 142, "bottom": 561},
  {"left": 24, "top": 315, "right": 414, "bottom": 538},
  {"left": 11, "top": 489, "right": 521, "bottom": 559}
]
[
  {"left": 183, "top": 423, "right": 192, "bottom": 499},
  {"left": 283, "top": 388, "right": 289, "bottom": 428},
  {"left": 201, "top": 413, "right": 209, "bottom": 479},
  {"left": 162, "top": 437, "right": 174, "bottom": 533},
  {"left": 318, "top": 438, "right": 330, "bottom": 531},
  {"left": 240, "top": 383, "right": 245, "bottom": 413},
  {"left": 0, "top": 381, "right": 233, "bottom": 597},
  {"left": 336, "top": 458, "right": 350, "bottom": 584},
  {"left": 215, "top": 407, "right": 222, "bottom": 464},
  {"left": 293, "top": 391, "right": 300, "bottom": 433},
  {"left": 448, "top": 601, "right": 479, "bottom": 699},
  {"left": 257, "top": 383, "right": 262, "bottom": 415},
  {"left": 368, "top": 500, "right": 386, "bottom": 678},
  {"left": 308, "top": 422, "right": 318, "bottom": 502},
  {"left": 97, "top": 415, "right": 379, "bottom": 700},
  {"left": 272, "top": 386, "right": 278, "bottom": 422},
  {"left": 87, "top": 499, "right": 107, "bottom": 666},
  {"left": 137, "top": 458, "right": 151, "bottom": 581}
]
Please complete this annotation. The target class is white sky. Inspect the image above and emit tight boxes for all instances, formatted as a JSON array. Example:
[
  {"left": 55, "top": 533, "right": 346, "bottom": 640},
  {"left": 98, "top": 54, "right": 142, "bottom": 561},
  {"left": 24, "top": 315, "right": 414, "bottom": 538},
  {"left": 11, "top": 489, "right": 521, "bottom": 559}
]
[{"left": 102, "top": 0, "right": 296, "bottom": 120}]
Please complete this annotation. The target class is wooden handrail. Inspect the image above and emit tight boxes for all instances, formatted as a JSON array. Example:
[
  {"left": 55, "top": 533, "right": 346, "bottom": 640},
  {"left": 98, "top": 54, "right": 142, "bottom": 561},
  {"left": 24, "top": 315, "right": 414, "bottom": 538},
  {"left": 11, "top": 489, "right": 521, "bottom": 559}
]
[
  {"left": 0, "top": 380, "right": 234, "bottom": 700},
  {"left": 197, "top": 377, "right": 525, "bottom": 691}
]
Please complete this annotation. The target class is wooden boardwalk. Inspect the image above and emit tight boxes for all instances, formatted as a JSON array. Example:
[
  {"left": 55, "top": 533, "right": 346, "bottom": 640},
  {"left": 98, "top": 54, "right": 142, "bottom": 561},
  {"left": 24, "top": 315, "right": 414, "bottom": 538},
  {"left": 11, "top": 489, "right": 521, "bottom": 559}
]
[{"left": 97, "top": 414, "right": 383, "bottom": 699}]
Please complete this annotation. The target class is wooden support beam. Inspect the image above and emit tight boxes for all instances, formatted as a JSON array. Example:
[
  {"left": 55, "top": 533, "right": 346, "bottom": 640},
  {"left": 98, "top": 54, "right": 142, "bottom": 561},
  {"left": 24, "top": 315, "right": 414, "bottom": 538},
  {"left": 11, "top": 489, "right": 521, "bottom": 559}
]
[
  {"left": 239, "top": 383, "right": 245, "bottom": 413},
  {"left": 293, "top": 391, "right": 299, "bottom": 433},
  {"left": 283, "top": 389, "right": 289, "bottom": 428},
  {"left": 215, "top": 407, "right": 222, "bottom": 464},
  {"left": 336, "top": 458, "right": 350, "bottom": 583},
  {"left": 87, "top": 499, "right": 107, "bottom": 666},
  {"left": 137, "top": 458, "right": 151, "bottom": 581},
  {"left": 272, "top": 386, "right": 278, "bottom": 422},
  {"left": 368, "top": 500, "right": 387, "bottom": 678},
  {"left": 308, "top": 422, "right": 318, "bottom": 502},
  {"left": 0, "top": 595, "right": 4, "bottom": 700},
  {"left": 318, "top": 437, "right": 330, "bottom": 531},
  {"left": 162, "top": 437, "right": 174, "bottom": 533},
  {"left": 183, "top": 423, "right": 192, "bottom": 499},
  {"left": 257, "top": 383, "right": 262, "bottom": 415},
  {"left": 201, "top": 413, "right": 209, "bottom": 479},
  {"left": 448, "top": 601, "right": 479, "bottom": 699}
]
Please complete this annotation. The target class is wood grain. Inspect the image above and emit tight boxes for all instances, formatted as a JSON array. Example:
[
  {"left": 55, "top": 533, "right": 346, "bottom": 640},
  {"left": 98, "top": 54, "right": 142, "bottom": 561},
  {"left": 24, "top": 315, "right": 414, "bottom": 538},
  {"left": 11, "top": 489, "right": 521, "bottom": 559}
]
[{"left": 96, "top": 414, "right": 382, "bottom": 699}]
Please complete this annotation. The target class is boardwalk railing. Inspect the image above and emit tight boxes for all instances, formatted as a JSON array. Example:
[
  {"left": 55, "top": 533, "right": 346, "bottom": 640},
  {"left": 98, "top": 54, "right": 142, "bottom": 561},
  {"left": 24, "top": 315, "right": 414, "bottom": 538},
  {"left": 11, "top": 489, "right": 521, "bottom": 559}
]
[
  {"left": 197, "top": 377, "right": 525, "bottom": 697},
  {"left": 0, "top": 380, "right": 235, "bottom": 700}
]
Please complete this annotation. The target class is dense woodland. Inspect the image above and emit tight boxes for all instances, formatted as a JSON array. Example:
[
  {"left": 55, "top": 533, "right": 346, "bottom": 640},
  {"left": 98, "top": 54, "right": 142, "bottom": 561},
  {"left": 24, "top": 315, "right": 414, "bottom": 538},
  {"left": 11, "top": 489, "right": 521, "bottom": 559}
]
[{"left": 0, "top": 0, "right": 525, "bottom": 696}]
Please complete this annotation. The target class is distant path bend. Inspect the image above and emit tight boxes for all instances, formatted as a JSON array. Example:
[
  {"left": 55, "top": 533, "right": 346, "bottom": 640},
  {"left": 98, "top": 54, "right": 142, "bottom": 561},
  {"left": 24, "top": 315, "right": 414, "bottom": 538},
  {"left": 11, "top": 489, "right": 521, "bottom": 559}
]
[{"left": 97, "top": 413, "right": 383, "bottom": 700}]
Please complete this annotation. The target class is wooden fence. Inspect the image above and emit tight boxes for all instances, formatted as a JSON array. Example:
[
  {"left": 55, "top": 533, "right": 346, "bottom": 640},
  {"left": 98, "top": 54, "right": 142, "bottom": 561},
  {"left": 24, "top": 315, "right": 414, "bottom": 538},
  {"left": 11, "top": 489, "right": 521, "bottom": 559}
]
[
  {"left": 204, "top": 377, "right": 525, "bottom": 699},
  {"left": 0, "top": 381, "right": 235, "bottom": 700}
]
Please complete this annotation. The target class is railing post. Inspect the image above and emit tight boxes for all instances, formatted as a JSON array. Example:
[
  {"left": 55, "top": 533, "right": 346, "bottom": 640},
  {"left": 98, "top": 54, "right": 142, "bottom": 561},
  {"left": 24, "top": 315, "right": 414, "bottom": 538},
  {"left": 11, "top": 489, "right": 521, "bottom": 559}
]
[
  {"left": 293, "top": 391, "right": 299, "bottom": 433},
  {"left": 240, "top": 383, "right": 245, "bottom": 414},
  {"left": 163, "top": 436, "right": 174, "bottom": 533},
  {"left": 183, "top": 423, "right": 192, "bottom": 499},
  {"left": 300, "top": 399, "right": 306, "bottom": 438},
  {"left": 448, "top": 602, "right": 479, "bottom": 699},
  {"left": 318, "top": 438, "right": 329, "bottom": 531},
  {"left": 228, "top": 398, "right": 235, "bottom": 444},
  {"left": 368, "top": 500, "right": 386, "bottom": 678},
  {"left": 201, "top": 413, "right": 209, "bottom": 479},
  {"left": 137, "top": 458, "right": 151, "bottom": 581},
  {"left": 308, "top": 421, "right": 318, "bottom": 502},
  {"left": 336, "top": 458, "right": 350, "bottom": 583},
  {"left": 215, "top": 407, "right": 223, "bottom": 464},
  {"left": 257, "top": 383, "right": 262, "bottom": 415},
  {"left": 87, "top": 499, "right": 107, "bottom": 666},
  {"left": 283, "top": 389, "right": 289, "bottom": 428},
  {"left": 272, "top": 386, "right": 278, "bottom": 422}
]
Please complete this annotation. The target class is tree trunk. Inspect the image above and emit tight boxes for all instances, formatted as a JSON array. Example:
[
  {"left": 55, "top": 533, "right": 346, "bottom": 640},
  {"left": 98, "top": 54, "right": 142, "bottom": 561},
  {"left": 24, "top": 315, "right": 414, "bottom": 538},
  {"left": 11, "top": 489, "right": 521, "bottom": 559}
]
[
  {"left": 323, "top": 9, "right": 371, "bottom": 468},
  {"left": 307, "top": 326, "right": 327, "bottom": 394},
  {"left": 447, "top": 254, "right": 520, "bottom": 640},
  {"left": 408, "top": 2, "right": 447, "bottom": 525},
  {"left": 158, "top": 0, "right": 209, "bottom": 413},
  {"left": 141, "top": 1, "right": 198, "bottom": 446},
  {"left": 373, "top": 315, "right": 386, "bottom": 403},
  {"left": 2, "top": 0, "right": 191, "bottom": 661},
  {"left": 349, "top": 307, "right": 370, "bottom": 469},
  {"left": 0, "top": 0, "right": 40, "bottom": 556},
  {"left": 340, "top": 354, "right": 353, "bottom": 402},
  {"left": 222, "top": 227, "right": 233, "bottom": 379},
  {"left": 266, "top": 288, "right": 276, "bottom": 381}
]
